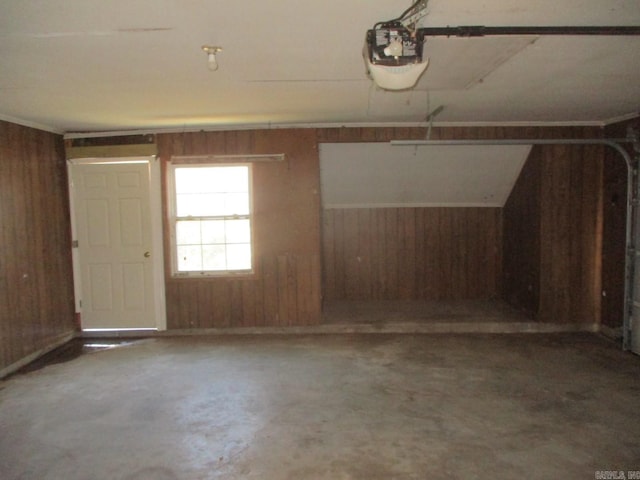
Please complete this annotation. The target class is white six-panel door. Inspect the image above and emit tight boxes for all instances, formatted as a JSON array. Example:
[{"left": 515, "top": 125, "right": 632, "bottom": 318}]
[{"left": 70, "top": 160, "right": 163, "bottom": 330}]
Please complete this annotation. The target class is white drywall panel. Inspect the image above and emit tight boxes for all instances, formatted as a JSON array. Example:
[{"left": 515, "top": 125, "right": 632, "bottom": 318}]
[{"left": 319, "top": 143, "right": 531, "bottom": 208}]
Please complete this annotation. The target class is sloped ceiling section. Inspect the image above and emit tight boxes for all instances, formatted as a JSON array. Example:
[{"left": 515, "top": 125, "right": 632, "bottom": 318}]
[
  {"left": 319, "top": 143, "right": 532, "bottom": 208},
  {"left": 0, "top": 0, "right": 639, "bottom": 132}
]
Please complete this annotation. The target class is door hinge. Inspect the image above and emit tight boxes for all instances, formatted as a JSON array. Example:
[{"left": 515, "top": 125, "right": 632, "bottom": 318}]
[{"left": 72, "top": 240, "right": 79, "bottom": 248}]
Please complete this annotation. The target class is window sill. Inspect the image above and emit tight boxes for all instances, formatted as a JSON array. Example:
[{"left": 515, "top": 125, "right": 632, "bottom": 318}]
[{"left": 169, "top": 270, "right": 257, "bottom": 281}]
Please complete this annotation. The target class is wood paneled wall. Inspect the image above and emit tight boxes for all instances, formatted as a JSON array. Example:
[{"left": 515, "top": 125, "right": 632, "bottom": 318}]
[
  {"left": 502, "top": 147, "right": 541, "bottom": 314},
  {"left": 0, "top": 120, "right": 621, "bottom": 360},
  {"left": 503, "top": 142, "right": 604, "bottom": 323},
  {"left": 321, "top": 125, "right": 606, "bottom": 324},
  {"left": 538, "top": 144, "right": 603, "bottom": 324},
  {"left": 0, "top": 121, "right": 76, "bottom": 372},
  {"left": 600, "top": 118, "right": 638, "bottom": 329},
  {"left": 157, "top": 129, "right": 321, "bottom": 329},
  {"left": 323, "top": 207, "right": 502, "bottom": 301},
  {"left": 71, "top": 124, "right": 613, "bottom": 329}
]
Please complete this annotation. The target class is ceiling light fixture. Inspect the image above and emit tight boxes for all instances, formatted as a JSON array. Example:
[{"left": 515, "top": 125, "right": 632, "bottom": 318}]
[{"left": 202, "top": 45, "right": 222, "bottom": 71}]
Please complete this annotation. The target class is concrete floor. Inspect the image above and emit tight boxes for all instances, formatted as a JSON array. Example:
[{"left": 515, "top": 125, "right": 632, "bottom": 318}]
[{"left": 1, "top": 333, "right": 639, "bottom": 479}]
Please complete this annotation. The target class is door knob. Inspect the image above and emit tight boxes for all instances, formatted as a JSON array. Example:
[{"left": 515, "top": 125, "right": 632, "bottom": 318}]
[{"left": 144, "top": 251, "right": 151, "bottom": 258}]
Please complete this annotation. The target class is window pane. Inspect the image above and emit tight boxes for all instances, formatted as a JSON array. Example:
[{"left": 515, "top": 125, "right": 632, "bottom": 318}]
[
  {"left": 175, "top": 168, "right": 208, "bottom": 194},
  {"left": 216, "top": 167, "right": 249, "bottom": 193},
  {"left": 176, "top": 220, "right": 201, "bottom": 245},
  {"left": 172, "top": 164, "right": 252, "bottom": 275},
  {"left": 176, "top": 193, "right": 228, "bottom": 217},
  {"left": 226, "top": 244, "right": 251, "bottom": 270},
  {"left": 175, "top": 166, "right": 248, "bottom": 194},
  {"left": 202, "top": 245, "right": 227, "bottom": 271},
  {"left": 225, "top": 193, "right": 250, "bottom": 215},
  {"left": 177, "top": 245, "right": 203, "bottom": 271},
  {"left": 176, "top": 192, "right": 249, "bottom": 217},
  {"left": 225, "top": 219, "right": 250, "bottom": 244},
  {"left": 201, "top": 220, "right": 226, "bottom": 244}
]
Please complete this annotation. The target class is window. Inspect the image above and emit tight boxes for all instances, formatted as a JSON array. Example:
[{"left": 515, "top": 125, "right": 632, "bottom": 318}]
[{"left": 169, "top": 163, "right": 252, "bottom": 276}]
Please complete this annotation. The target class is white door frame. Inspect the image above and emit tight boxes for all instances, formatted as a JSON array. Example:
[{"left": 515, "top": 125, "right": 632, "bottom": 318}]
[{"left": 67, "top": 156, "right": 167, "bottom": 331}]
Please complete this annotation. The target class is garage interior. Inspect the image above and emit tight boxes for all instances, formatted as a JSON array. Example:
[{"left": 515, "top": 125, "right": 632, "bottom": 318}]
[{"left": 2, "top": 0, "right": 640, "bottom": 478}]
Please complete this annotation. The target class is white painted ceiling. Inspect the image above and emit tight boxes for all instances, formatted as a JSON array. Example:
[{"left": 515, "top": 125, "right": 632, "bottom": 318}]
[{"left": 0, "top": 0, "right": 639, "bottom": 133}]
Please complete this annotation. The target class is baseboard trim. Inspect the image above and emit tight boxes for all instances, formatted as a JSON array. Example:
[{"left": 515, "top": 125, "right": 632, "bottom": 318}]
[
  {"left": 80, "top": 322, "right": 600, "bottom": 337},
  {"left": 0, "top": 331, "right": 76, "bottom": 379},
  {"left": 599, "top": 324, "right": 623, "bottom": 340}
]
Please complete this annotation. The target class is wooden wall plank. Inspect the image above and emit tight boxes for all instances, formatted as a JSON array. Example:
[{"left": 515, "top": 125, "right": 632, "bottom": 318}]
[
  {"left": 357, "top": 208, "right": 373, "bottom": 300},
  {"left": 241, "top": 280, "right": 257, "bottom": 328},
  {"left": 295, "top": 255, "right": 312, "bottom": 325},
  {"left": 275, "top": 255, "right": 289, "bottom": 326},
  {"left": 253, "top": 263, "right": 266, "bottom": 327},
  {"left": 262, "top": 255, "right": 280, "bottom": 326},
  {"left": 212, "top": 281, "right": 232, "bottom": 328},
  {"left": 502, "top": 146, "right": 541, "bottom": 315},
  {"left": 177, "top": 283, "right": 195, "bottom": 329},
  {"left": 540, "top": 146, "right": 574, "bottom": 322},
  {"left": 322, "top": 210, "right": 336, "bottom": 302},
  {"left": 414, "top": 208, "right": 426, "bottom": 298},
  {"left": 230, "top": 281, "right": 243, "bottom": 327},
  {"left": 195, "top": 282, "right": 212, "bottom": 329},
  {"left": 0, "top": 121, "right": 75, "bottom": 372},
  {"left": 463, "top": 209, "right": 476, "bottom": 298},
  {"left": 437, "top": 208, "right": 453, "bottom": 299},
  {"left": 310, "top": 253, "right": 322, "bottom": 317},
  {"left": 423, "top": 208, "right": 439, "bottom": 299},
  {"left": 385, "top": 208, "right": 400, "bottom": 299},
  {"left": 374, "top": 209, "right": 387, "bottom": 299},
  {"left": 491, "top": 208, "right": 503, "bottom": 297},
  {"left": 322, "top": 206, "right": 503, "bottom": 301},
  {"left": 286, "top": 255, "right": 298, "bottom": 326},
  {"left": 398, "top": 208, "right": 416, "bottom": 299},
  {"left": 332, "top": 209, "right": 346, "bottom": 299},
  {"left": 368, "top": 209, "right": 380, "bottom": 300},
  {"left": 568, "top": 146, "right": 585, "bottom": 322},
  {"left": 582, "top": 145, "right": 604, "bottom": 325},
  {"left": 452, "top": 208, "right": 466, "bottom": 299},
  {"left": 0, "top": 126, "right": 10, "bottom": 366},
  {"left": 504, "top": 141, "right": 603, "bottom": 324},
  {"left": 343, "top": 209, "right": 360, "bottom": 299}
]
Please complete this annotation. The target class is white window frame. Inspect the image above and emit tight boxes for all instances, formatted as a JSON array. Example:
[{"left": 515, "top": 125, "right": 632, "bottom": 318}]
[{"left": 167, "top": 161, "right": 254, "bottom": 277}]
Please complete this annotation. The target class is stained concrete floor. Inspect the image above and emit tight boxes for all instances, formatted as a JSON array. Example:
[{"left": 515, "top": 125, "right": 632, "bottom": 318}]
[{"left": 1, "top": 333, "right": 639, "bottom": 479}]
